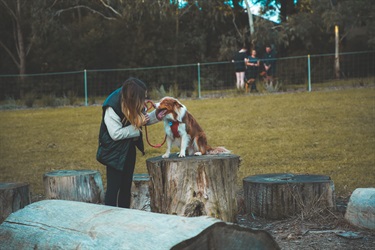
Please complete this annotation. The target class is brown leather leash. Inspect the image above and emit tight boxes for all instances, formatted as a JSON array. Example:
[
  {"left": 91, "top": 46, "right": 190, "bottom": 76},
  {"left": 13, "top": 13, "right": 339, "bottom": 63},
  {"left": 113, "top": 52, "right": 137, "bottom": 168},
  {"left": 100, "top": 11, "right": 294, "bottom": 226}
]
[{"left": 144, "top": 100, "right": 166, "bottom": 148}]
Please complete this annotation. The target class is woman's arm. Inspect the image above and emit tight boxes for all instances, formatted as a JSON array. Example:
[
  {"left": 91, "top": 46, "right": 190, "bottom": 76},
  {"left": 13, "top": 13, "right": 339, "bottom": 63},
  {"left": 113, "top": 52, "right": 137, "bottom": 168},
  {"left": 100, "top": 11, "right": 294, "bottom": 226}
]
[
  {"left": 104, "top": 107, "right": 140, "bottom": 141},
  {"left": 146, "top": 110, "right": 160, "bottom": 125}
]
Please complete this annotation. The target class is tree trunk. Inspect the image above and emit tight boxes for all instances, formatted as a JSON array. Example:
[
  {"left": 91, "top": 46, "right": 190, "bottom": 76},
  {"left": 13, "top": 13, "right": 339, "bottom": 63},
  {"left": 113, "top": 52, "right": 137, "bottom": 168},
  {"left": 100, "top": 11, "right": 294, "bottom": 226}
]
[
  {"left": 244, "top": 0, "right": 254, "bottom": 36},
  {"left": 243, "top": 173, "right": 336, "bottom": 220},
  {"left": 130, "top": 173, "right": 151, "bottom": 211},
  {"left": 43, "top": 170, "right": 104, "bottom": 204},
  {"left": 0, "top": 200, "right": 280, "bottom": 250},
  {"left": 146, "top": 154, "right": 240, "bottom": 223},
  {"left": 0, "top": 182, "right": 30, "bottom": 223},
  {"left": 335, "top": 25, "right": 340, "bottom": 79}
]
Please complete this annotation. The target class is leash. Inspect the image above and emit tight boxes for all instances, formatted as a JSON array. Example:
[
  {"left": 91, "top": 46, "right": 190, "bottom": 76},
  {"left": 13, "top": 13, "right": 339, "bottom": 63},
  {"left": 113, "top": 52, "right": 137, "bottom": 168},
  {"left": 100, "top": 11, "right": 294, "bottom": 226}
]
[{"left": 144, "top": 100, "right": 166, "bottom": 148}]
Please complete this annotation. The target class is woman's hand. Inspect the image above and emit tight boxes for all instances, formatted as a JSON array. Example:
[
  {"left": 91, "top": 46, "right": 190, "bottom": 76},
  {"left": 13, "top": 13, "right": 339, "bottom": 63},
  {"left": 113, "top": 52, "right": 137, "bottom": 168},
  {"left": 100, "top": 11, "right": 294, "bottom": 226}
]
[{"left": 142, "top": 113, "right": 150, "bottom": 126}]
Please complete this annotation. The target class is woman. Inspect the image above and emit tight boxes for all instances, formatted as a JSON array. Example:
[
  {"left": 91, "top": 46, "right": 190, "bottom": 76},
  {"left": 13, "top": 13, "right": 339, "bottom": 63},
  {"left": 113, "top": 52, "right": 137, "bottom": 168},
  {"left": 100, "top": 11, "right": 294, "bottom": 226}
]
[
  {"left": 245, "top": 49, "right": 260, "bottom": 92},
  {"left": 96, "top": 77, "right": 163, "bottom": 208},
  {"left": 232, "top": 46, "right": 248, "bottom": 89}
]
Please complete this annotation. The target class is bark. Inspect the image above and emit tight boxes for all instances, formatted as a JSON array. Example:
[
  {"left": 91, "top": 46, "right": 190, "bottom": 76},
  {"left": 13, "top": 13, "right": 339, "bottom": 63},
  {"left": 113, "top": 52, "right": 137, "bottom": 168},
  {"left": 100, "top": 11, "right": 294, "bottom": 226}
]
[
  {"left": 243, "top": 173, "right": 336, "bottom": 219},
  {"left": 0, "top": 200, "right": 279, "bottom": 250},
  {"left": 146, "top": 154, "right": 240, "bottom": 223},
  {"left": 43, "top": 170, "right": 104, "bottom": 204},
  {"left": 0, "top": 182, "right": 30, "bottom": 223},
  {"left": 130, "top": 173, "right": 151, "bottom": 211},
  {"left": 345, "top": 188, "right": 375, "bottom": 230}
]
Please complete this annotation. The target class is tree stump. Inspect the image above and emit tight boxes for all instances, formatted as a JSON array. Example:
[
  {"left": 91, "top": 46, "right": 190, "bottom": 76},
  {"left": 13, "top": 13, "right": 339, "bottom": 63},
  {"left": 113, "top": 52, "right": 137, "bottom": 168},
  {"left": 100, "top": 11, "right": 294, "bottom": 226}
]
[
  {"left": 0, "top": 200, "right": 279, "bottom": 250},
  {"left": 0, "top": 183, "right": 30, "bottom": 223},
  {"left": 146, "top": 154, "right": 240, "bottom": 223},
  {"left": 130, "top": 173, "right": 151, "bottom": 211},
  {"left": 243, "top": 173, "right": 336, "bottom": 219},
  {"left": 43, "top": 170, "right": 104, "bottom": 204}
]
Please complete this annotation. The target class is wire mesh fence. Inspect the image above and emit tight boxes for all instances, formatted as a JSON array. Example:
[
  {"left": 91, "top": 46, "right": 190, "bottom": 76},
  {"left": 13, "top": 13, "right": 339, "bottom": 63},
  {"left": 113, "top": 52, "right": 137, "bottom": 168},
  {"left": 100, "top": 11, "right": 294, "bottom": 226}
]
[{"left": 0, "top": 51, "right": 374, "bottom": 106}]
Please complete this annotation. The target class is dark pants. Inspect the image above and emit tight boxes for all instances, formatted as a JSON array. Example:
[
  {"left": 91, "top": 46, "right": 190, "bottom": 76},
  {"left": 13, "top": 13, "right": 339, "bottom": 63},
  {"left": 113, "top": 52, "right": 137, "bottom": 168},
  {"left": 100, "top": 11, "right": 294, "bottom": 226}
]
[
  {"left": 246, "top": 68, "right": 258, "bottom": 91},
  {"left": 105, "top": 145, "right": 136, "bottom": 208}
]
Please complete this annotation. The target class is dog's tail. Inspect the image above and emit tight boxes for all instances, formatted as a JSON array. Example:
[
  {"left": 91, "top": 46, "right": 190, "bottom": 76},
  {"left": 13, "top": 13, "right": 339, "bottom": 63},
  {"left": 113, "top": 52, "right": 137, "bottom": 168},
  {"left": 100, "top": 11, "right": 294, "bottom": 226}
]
[{"left": 206, "top": 146, "right": 231, "bottom": 155}]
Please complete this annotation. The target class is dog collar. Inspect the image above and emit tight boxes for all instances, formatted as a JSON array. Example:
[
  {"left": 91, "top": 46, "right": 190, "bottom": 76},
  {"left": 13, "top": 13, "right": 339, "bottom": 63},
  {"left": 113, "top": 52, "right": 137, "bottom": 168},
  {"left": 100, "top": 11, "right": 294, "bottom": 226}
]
[{"left": 168, "top": 121, "right": 180, "bottom": 138}]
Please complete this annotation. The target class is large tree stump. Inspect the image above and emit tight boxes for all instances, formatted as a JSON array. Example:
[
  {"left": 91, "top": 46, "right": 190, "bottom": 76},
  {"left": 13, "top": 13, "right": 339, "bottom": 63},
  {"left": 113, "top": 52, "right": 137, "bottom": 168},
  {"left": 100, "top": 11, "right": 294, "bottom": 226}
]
[
  {"left": 0, "top": 183, "right": 30, "bottom": 223},
  {"left": 130, "top": 173, "right": 151, "bottom": 211},
  {"left": 0, "top": 200, "right": 279, "bottom": 250},
  {"left": 43, "top": 170, "right": 104, "bottom": 204},
  {"left": 146, "top": 154, "right": 240, "bottom": 223},
  {"left": 243, "top": 173, "right": 336, "bottom": 219}
]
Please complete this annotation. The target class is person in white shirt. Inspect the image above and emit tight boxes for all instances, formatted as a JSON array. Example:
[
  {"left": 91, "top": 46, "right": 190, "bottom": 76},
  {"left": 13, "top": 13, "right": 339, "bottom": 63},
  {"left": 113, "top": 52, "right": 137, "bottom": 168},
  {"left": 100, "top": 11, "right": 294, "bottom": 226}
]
[{"left": 96, "top": 77, "right": 164, "bottom": 208}]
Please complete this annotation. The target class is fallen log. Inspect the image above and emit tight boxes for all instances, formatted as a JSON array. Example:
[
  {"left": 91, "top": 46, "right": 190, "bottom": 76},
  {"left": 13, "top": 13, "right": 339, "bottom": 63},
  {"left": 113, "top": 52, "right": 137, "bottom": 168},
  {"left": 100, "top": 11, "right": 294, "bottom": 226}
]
[
  {"left": 0, "top": 200, "right": 280, "bottom": 250},
  {"left": 243, "top": 173, "right": 336, "bottom": 219},
  {"left": 146, "top": 154, "right": 240, "bottom": 222},
  {"left": 43, "top": 170, "right": 104, "bottom": 203},
  {"left": 345, "top": 188, "right": 375, "bottom": 230},
  {"left": 0, "top": 183, "right": 30, "bottom": 223}
]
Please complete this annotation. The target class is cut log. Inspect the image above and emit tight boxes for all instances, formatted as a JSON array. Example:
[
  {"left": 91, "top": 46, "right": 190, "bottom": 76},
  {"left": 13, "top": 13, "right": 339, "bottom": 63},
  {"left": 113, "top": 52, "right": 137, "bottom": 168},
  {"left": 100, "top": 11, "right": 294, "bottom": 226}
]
[
  {"left": 43, "top": 170, "right": 104, "bottom": 204},
  {"left": 243, "top": 173, "right": 336, "bottom": 219},
  {"left": 0, "top": 183, "right": 30, "bottom": 223},
  {"left": 0, "top": 200, "right": 280, "bottom": 250},
  {"left": 345, "top": 188, "right": 375, "bottom": 230},
  {"left": 130, "top": 173, "right": 151, "bottom": 211},
  {"left": 146, "top": 154, "right": 240, "bottom": 223}
]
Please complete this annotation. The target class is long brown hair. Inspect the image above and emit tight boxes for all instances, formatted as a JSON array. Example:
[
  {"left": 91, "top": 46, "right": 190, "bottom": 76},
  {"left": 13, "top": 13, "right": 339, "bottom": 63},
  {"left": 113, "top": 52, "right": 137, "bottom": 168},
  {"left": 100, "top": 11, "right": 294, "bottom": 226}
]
[{"left": 121, "top": 77, "right": 147, "bottom": 128}]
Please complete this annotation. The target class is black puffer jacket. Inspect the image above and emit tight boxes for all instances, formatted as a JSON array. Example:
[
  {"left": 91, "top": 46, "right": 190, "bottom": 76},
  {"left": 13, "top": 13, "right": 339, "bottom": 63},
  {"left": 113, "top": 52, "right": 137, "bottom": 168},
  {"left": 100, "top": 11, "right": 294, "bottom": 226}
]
[{"left": 96, "top": 87, "right": 144, "bottom": 171}]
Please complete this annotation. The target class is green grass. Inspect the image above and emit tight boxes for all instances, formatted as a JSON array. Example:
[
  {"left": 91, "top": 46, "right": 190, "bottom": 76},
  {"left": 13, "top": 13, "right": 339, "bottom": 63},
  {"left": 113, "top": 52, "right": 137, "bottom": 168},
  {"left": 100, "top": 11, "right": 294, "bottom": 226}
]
[{"left": 1, "top": 88, "right": 374, "bottom": 197}]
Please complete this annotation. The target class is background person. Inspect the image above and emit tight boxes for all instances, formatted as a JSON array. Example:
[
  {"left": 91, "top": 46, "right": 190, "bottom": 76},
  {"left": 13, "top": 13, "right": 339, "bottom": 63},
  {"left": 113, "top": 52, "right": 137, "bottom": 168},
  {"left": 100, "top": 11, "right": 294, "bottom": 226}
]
[
  {"left": 245, "top": 49, "right": 260, "bottom": 93},
  {"left": 96, "top": 77, "right": 163, "bottom": 208},
  {"left": 263, "top": 46, "right": 277, "bottom": 86},
  {"left": 232, "top": 46, "right": 248, "bottom": 89}
]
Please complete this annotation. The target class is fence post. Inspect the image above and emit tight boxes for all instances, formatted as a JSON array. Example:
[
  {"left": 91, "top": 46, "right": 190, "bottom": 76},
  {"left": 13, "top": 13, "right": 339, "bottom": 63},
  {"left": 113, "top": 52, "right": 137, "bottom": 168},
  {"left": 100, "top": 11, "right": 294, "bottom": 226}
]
[
  {"left": 197, "top": 63, "right": 201, "bottom": 99},
  {"left": 307, "top": 55, "right": 311, "bottom": 92},
  {"left": 84, "top": 69, "right": 88, "bottom": 106}
]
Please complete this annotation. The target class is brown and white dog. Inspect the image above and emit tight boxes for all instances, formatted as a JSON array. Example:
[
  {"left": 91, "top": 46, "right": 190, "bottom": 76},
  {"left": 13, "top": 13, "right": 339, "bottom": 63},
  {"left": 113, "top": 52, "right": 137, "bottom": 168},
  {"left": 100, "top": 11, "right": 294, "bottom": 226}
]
[{"left": 154, "top": 96, "right": 230, "bottom": 158}]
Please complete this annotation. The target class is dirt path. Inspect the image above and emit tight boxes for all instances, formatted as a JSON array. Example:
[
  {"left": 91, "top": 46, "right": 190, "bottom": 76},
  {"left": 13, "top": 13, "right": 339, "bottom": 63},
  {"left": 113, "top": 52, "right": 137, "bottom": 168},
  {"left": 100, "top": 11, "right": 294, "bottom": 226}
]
[{"left": 236, "top": 196, "right": 375, "bottom": 250}]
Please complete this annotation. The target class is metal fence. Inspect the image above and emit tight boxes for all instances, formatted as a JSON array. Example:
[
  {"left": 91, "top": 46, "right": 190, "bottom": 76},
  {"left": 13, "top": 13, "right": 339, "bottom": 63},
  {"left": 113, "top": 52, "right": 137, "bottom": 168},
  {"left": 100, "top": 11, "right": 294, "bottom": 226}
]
[{"left": 0, "top": 51, "right": 374, "bottom": 105}]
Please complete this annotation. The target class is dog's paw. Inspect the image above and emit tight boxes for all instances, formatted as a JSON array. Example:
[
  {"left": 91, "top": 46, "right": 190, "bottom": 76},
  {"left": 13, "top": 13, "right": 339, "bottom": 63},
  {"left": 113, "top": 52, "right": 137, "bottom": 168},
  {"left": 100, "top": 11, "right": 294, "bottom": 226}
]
[
  {"left": 194, "top": 152, "right": 202, "bottom": 156},
  {"left": 162, "top": 153, "right": 170, "bottom": 158},
  {"left": 178, "top": 152, "right": 186, "bottom": 158}
]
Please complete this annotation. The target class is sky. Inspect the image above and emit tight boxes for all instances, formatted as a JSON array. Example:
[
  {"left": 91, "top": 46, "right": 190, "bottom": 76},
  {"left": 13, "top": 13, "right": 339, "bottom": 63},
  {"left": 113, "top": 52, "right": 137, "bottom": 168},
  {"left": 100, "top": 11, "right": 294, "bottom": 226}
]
[{"left": 178, "top": 0, "right": 280, "bottom": 23}]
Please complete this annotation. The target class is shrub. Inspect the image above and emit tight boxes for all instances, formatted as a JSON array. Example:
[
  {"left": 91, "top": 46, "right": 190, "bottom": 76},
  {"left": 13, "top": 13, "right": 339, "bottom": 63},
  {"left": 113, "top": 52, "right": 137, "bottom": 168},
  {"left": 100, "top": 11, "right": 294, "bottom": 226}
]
[
  {"left": 263, "top": 79, "right": 283, "bottom": 93},
  {"left": 0, "top": 96, "right": 19, "bottom": 110},
  {"left": 41, "top": 94, "right": 58, "bottom": 107},
  {"left": 149, "top": 85, "right": 167, "bottom": 100},
  {"left": 24, "top": 92, "right": 37, "bottom": 108},
  {"left": 66, "top": 90, "right": 78, "bottom": 106}
]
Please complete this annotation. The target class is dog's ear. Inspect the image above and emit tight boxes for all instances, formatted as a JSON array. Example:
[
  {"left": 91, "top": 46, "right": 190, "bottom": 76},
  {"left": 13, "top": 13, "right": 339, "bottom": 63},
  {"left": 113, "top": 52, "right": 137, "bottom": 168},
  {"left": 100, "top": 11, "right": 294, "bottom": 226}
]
[{"left": 174, "top": 101, "right": 186, "bottom": 122}]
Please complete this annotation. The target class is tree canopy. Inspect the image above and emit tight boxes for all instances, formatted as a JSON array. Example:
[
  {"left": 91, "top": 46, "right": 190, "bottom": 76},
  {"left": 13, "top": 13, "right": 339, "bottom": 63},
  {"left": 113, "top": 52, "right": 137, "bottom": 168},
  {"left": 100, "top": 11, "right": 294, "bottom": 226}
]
[{"left": 0, "top": 0, "right": 373, "bottom": 75}]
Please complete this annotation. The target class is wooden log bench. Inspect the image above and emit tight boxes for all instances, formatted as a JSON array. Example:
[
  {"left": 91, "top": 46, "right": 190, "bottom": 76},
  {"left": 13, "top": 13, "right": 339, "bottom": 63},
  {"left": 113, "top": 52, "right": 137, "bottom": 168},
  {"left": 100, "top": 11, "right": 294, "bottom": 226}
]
[
  {"left": 0, "top": 183, "right": 30, "bottom": 223},
  {"left": 43, "top": 170, "right": 104, "bottom": 204},
  {"left": 243, "top": 173, "right": 336, "bottom": 219},
  {"left": 130, "top": 173, "right": 151, "bottom": 211},
  {"left": 146, "top": 154, "right": 240, "bottom": 223},
  {"left": 0, "top": 200, "right": 280, "bottom": 249}
]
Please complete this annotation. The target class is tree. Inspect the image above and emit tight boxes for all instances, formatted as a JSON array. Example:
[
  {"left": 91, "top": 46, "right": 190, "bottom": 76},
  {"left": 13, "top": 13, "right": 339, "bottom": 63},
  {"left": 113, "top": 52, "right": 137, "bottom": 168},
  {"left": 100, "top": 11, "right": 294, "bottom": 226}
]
[
  {"left": 254, "top": 0, "right": 296, "bottom": 22},
  {"left": 1, "top": 0, "right": 33, "bottom": 76}
]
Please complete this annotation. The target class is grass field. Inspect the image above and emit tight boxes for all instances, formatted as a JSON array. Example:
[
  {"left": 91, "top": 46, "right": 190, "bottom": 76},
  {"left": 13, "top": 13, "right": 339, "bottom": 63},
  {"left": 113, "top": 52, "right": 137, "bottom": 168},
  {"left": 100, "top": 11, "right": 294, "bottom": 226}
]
[{"left": 0, "top": 87, "right": 374, "bottom": 197}]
